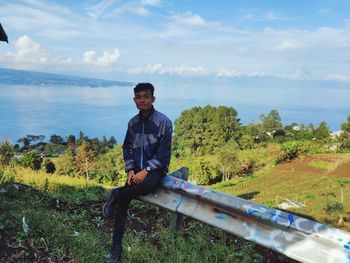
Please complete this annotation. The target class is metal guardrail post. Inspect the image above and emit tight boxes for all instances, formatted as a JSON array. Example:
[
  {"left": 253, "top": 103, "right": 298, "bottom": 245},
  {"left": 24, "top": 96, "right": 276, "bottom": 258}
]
[
  {"left": 168, "top": 167, "right": 189, "bottom": 230},
  {"left": 138, "top": 168, "right": 350, "bottom": 263}
]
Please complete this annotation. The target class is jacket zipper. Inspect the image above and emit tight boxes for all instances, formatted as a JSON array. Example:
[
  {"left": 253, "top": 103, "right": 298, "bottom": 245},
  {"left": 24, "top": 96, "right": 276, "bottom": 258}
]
[{"left": 140, "top": 120, "right": 144, "bottom": 169}]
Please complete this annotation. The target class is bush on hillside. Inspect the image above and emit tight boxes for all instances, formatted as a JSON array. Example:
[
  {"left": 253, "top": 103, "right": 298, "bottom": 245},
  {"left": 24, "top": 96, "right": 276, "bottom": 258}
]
[
  {"left": 0, "top": 141, "right": 14, "bottom": 167},
  {"left": 18, "top": 151, "right": 43, "bottom": 170},
  {"left": 44, "top": 159, "right": 56, "bottom": 174},
  {"left": 95, "top": 145, "right": 126, "bottom": 185},
  {"left": 277, "top": 140, "right": 312, "bottom": 163}
]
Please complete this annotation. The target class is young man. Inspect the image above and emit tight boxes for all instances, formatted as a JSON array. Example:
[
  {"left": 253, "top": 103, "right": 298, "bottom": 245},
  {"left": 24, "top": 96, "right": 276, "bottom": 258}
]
[{"left": 103, "top": 82, "right": 173, "bottom": 261}]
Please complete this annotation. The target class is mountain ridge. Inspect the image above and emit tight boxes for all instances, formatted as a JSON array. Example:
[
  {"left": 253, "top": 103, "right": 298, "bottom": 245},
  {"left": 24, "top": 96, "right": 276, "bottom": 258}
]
[{"left": 0, "top": 67, "right": 133, "bottom": 87}]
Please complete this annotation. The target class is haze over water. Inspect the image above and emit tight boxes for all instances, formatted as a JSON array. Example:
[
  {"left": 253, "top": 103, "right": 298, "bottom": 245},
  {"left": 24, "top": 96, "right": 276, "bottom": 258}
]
[{"left": 1, "top": 76, "right": 349, "bottom": 144}]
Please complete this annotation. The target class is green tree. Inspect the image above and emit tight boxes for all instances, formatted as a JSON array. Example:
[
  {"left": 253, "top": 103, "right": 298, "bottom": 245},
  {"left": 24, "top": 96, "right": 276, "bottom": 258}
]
[
  {"left": 79, "top": 131, "right": 85, "bottom": 141},
  {"left": 244, "top": 123, "right": 260, "bottom": 139},
  {"left": 67, "top": 134, "right": 76, "bottom": 144},
  {"left": 17, "top": 136, "right": 30, "bottom": 150},
  {"left": 19, "top": 151, "right": 43, "bottom": 170},
  {"left": 283, "top": 123, "right": 298, "bottom": 141},
  {"left": 96, "top": 144, "right": 126, "bottom": 184},
  {"left": 0, "top": 141, "right": 14, "bottom": 166},
  {"left": 55, "top": 149, "right": 76, "bottom": 176},
  {"left": 341, "top": 115, "right": 350, "bottom": 134},
  {"left": 89, "top": 137, "right": 109, "bottom": 155},
  {"left": 78, "top": 130, "right": 89, "bottom": 142},
  {"left": 102, "top": 136, "right": 108, "bottom": 147},
  {"left": 174, "top": 105, "right": 242, "bottom": 155},
  {"left": 50, "top": 134, "right": 64, "bottom": 144},
  {"left": 313, "top": 121, "right": 330, "bottom": 141},
  {"left": 76, "top": 140, "right": 97, "bottom": 179},
  {"left": 239, "top": 134, "right": 255, "bottom": 150},
  {"left": 295, "top": 130, "right": 313, "bottom": 141},
  {"left": 17, "top": 135, "right": 45, "bottom": 150},
  {"left": 261, "top": 109, "right": 283, "bottom": 133},
  {"left": 44, "top": 143, "right": 67, "bottom": 156},
  {"left": 338, "top": 115, "right": 350, "bottom": 149},
  {"left": 196, "top": 157, "right": 215, "bottom": 185},
  {"left": 27, "top": 135, "right": 45, "bottom": 143},
  {"left": 108, "top": 136, "right": 117, "bottom": 148},
  {"left": 218, "top": 145, "right": 240, "bottom": 181}
]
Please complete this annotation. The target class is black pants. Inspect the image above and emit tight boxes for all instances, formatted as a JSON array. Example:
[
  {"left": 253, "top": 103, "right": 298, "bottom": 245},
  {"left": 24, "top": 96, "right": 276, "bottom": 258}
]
[{"left": 112, "top": 170, "right": 164, "bottom": 248}]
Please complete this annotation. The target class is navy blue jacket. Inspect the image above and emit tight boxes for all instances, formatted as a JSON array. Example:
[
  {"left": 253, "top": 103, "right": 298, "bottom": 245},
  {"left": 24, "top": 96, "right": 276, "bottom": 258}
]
[{"left": 123, "top": 106, "right": 172, "bottom": 174}]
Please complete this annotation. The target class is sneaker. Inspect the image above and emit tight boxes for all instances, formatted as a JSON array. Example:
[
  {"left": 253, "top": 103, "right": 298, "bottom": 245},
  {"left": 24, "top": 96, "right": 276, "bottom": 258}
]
[
  {"left": 105, "top": 245, "right": 123, "bottom": 261},
  {"left": 103, "top": 188, "right": 119, "bottom": 219}
]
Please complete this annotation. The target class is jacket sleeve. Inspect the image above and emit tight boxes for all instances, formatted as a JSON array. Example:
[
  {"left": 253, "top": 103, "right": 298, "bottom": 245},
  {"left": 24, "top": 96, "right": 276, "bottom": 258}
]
[
  {"left": 122, "top": 123, "right": 135, "bottom": 172},
  {"left": 147, "top": 120, "right": 173, "bottom": 173}
]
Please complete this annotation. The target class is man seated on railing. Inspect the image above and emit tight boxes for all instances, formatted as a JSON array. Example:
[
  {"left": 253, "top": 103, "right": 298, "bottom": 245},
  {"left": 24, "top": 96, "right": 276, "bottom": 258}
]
[{"left": 103, "top": 82, "right": 173, "bottom": 261}]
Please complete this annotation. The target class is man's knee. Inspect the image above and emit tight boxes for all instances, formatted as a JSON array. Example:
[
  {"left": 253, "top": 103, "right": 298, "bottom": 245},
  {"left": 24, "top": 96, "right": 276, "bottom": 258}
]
[{"left": 138, "top": 180, "right": 158, "bottom": 194}]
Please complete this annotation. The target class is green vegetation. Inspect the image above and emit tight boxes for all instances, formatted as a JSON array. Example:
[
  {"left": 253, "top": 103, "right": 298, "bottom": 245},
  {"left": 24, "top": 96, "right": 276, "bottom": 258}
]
[
  {"left": 2, "top": 109, "right": 349, "bottom": 186},
  {"left": 1, "top": 107, "right": 350, "bottom": 262},
  {"left": 0, "top": 171, "right": 289, "bottom": 263},
  {"left": 309, "top": 160, "right": 332, "bottom": 170}
]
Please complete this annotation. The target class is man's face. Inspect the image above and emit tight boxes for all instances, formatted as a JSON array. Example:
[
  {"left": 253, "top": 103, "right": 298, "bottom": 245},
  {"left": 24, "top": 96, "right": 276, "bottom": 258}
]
[{"left": 133, "top": 89, "right": 155, "bottom": 111}]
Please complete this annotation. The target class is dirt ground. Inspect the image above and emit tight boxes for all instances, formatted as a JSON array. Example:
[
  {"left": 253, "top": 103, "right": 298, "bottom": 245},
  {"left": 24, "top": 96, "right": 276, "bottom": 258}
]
[{"left": 276, "top": 153, "right": 350, "bottom": 178}]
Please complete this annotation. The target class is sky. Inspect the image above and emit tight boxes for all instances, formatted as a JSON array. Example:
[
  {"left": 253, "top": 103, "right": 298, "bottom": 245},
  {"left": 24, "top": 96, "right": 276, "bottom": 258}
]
[{"left": 0, "top": 0, "right": 350, "bottom": 82}]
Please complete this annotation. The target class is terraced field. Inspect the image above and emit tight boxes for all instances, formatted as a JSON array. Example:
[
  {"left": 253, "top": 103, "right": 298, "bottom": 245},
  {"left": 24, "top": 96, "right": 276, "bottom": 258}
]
[{"left": 212, "top": 153, "right": 350, "bottom": 230}]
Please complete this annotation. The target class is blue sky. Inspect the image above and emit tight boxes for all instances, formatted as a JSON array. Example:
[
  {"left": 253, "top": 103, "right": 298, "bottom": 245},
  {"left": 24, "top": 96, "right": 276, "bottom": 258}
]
[{"left": 0, "top": 0, "right": 350, "bottom": 82}]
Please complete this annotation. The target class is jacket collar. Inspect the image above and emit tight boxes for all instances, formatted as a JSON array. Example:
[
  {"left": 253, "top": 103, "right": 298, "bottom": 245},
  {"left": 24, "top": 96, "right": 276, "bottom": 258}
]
[{"left": 139, "top": 105, "right": 155, "bottom": 121}]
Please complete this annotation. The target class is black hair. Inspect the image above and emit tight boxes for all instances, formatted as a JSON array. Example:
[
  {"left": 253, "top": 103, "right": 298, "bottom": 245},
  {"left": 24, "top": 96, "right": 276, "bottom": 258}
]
[{"left": 134, "top": 83, "right": 154, "bottom": 96}]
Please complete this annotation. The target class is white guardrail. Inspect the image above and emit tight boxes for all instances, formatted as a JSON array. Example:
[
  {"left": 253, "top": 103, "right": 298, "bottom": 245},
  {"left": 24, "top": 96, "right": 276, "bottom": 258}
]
[{"left": 138, "top": 168, "right": 350, "bottom": 263}]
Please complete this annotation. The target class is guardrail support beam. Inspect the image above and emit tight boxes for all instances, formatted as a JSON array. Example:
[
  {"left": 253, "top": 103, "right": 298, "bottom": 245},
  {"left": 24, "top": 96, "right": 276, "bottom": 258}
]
[{"left": 168, "top": 167, "right": 189, "bottom": 230}]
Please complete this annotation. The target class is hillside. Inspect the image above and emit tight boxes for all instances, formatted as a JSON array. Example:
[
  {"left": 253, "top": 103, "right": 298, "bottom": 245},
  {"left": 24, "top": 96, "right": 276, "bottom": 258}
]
[
  {"left": 212, "top": 153, "right": 350, "bottom": 229},
  {"left": 0, "top": 168, "right": 295, "bottom": 263},
  {"left": 0, "top": 67, "right": 132, "bottom": 87}
]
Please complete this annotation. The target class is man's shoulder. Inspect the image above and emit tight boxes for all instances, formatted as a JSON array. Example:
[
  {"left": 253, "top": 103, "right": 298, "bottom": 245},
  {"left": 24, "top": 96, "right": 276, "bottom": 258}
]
[
  {"left": 128, "top": 114, "right": 140, "bottom": 126},
  {"left": 153, "top": 109, "right": 172, "bottom": 125}
]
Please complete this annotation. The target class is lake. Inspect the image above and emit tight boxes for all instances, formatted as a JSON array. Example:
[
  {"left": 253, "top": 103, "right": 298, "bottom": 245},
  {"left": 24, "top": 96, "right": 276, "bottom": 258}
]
[{"left": 0, "top": 77, "right": 349, "bottom": 143}]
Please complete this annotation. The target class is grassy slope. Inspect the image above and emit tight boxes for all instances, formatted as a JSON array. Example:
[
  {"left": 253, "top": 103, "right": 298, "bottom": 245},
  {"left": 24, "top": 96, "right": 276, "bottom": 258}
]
[
  {"left": 0, "top": 167, "right": 294, "bottom": 263},
  {"left": 211, "top": 153, "right": 350, "bottom": 229}
]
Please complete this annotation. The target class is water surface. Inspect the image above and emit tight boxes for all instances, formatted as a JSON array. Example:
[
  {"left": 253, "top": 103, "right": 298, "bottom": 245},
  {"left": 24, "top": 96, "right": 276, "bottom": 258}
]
[{"left": 0, "top": 78, "right": 349, "bottom": 143}]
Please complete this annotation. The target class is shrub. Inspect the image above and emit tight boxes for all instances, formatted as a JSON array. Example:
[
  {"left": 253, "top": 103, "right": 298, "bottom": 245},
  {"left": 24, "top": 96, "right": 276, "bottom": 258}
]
[
  {"left": 338, "top": 132, "right": 350, "bottom": 150},
  {"left": 0, "top": 141, "right": 14, "bottom": 166},
  {"left": 18, "top": 151, "right": 43, "bottom": 170},
  {"left": 277, "top": 140, "right": 313, "bottom": 163},
  {"left": 44, "top": 159, "right": 56, "bottom": 174},
  {"left": 324, "top": 201, "right": 344, "bottom": 215}
]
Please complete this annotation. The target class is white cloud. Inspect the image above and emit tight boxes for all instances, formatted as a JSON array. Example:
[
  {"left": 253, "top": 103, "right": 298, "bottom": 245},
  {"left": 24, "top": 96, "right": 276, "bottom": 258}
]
[
  {"left": 1, "top": 35, "right": 49, "bottom": 68},
  {"left": 83, "top": 50, "right": 96, "bottom": 63},
  {"left": 86, "top": 0, "right": 114, "bottom": 19},
  {"left": 141, "top": 0, "right": 160, "bottom": 6},
  {"left": 86, "top": 0, "right": 154, "bottom": 18},
  {"left": 265, "top": 11, "right": 283, "bottom": 21},
  {"left": 1, "top": 1, "right": 349, "bottom": 83},
  {"left": 242, "top": 14, "right": 253, "bottom": 20},
  {"left": 128, "top": 63, "right": 209, "bottom": 76},
  {"left": 327, "top": 74, "right": 350, "bottom": 82},
  {"left": 0, "top": 35, "right": 120, "bottom": 70},
  {"left": 215, "top": 68, "right": 265, "bottom": 78},
  {"left": 275, "top": 69, "right": 312, "bottom": 80},
  {"left": 241, "top": 10, "right": 293, "bottom": 22},
  {"left": 0, "top": 1, "right": 80, "bottom": 39},
  {"left": 128, "top": 64, "right": 267, "bottom": 78},
  {"left": 272, "top": 40, "right": 300, "bottom": 51},
  {"left": 84, "top": 49, "right": 120, "bottom": 67},
  {"left": 129, "top": 6, "right": 149, "bottom": 16},
  {"left": 170, "top": 12, "right": 220, "bottom": 28}
]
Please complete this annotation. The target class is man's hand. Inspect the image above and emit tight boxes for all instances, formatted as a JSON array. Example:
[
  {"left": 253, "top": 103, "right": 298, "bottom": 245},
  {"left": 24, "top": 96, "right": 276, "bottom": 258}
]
[
  {"left": 132, "top": 169, "right": 148, "bottom": 184},
  {"left": 127, "top": 170, "right": 135, "bottom": 186}
]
